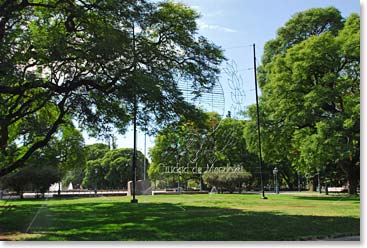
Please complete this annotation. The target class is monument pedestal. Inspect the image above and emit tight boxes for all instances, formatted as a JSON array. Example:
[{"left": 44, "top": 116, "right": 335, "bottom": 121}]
[{"left": 127, "top": 180, "right": 152, "bottom": 196}]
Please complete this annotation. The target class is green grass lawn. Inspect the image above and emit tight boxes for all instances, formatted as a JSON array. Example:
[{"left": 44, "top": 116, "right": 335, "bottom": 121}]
[{"left": 0, "top": 194, "right": 360, "bottom": 241}]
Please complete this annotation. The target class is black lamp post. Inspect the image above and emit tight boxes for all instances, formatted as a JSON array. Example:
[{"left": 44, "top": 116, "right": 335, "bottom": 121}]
[
  {"left": 273, "top": 167, "right": 279, "bottom": 194},
  {"left": 199, "top": 175, "right": 203, "bottom": 192},
  {"left": 317, "top": 168, "right": 321, "bottom": 194},
  {"left": 58, "top": 182, "right": 61, "bottom": 196},
  {"left": 130, "top": 22, "right": 138, "bottom": 204},
  {"left": 55, "top": 154, "right": 62, "bottom": 196},
  {"left": 94, "top": 168, "right": 98, "bottom": 196},
  {"left": 297, "top": 170, "right": 301, "bottom": 192},
  {"left": 143, "top": 129, "right": 147, "bottom": 181}
]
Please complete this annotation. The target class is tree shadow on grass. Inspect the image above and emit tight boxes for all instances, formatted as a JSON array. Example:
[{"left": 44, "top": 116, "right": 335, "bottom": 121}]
[
  {"left": 0, "top": 199, "right": 360, "bottom": 241},
  {"left": 1, "top": 201, "right": 46, "bottom": 236},
  {"left": 291, "top": 195, "right": 360, "bottom": 203}
]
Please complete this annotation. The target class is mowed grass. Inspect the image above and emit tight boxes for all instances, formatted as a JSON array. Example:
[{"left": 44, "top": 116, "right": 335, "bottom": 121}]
[{"left": 0, "top": 194, "right": 360, "bottom": 241}]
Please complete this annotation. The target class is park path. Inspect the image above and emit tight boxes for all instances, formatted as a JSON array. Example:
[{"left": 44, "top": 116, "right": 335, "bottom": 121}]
[{"left": 318, "top": 235, "right": 360, "bottom": 241}]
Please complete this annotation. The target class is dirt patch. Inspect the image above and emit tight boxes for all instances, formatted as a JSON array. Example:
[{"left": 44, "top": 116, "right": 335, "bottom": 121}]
[{"left": 0, "top": 232, "right": 43, "bottom": 241}]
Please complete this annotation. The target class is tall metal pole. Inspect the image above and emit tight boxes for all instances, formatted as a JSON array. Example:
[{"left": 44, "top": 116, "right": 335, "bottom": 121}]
[
  {"left": 253, "top": 44, "right": 266, "bottom": 199},
  {"left": 131, "top": 98, "right": 138, "bottom": 203},
  {"left": 143, "top": 129, "right": 146, "bottom": 181},
  {"left": 131, "top": 21, "right": 138, "bottom": 203}
]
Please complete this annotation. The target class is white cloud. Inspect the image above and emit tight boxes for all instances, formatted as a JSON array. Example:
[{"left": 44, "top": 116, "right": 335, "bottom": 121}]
[{"left": 197, "top": 20, "right": 237, "bottom": 33}]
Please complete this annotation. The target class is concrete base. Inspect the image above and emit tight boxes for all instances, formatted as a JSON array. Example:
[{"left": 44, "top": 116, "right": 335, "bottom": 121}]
[{"left": 127, "top": 180, "right": 152, "bottom": 196}]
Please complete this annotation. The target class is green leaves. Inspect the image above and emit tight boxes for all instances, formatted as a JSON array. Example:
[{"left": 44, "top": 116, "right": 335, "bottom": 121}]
[
  {"left": 262, "top": 7, "right": 343, "bottom": 65},
  {"left": 0, "top": 0, "right": 225, "bottom": 176},
  {"left": 337, "top": 14, "right": 360, "bottom": 59},
  {"left": 202, "top": 170, "right": 251, "bottom": 193},
  {"left": 149, "top": 113, "right": 256, "bottom": 189},
  {"left": 249, "top": 7, "right": 360, "bottom": 192},
  {"left": 83, "top": 147, "right": 148, "bottom": 189}
]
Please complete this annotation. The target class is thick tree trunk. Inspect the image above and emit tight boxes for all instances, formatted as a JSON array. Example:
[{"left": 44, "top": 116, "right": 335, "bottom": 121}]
[
  {"left": 280, "top": 172, "right": 293, "bottom": 190},
  {"left": 347, "top": 167, "right": 359, "bottom": 195},
  {"left": 308, "top": 178, "right": 316, "bottom": 192},
  {"left": 342, "top": 160, "right": 359, "bottom": 195}
]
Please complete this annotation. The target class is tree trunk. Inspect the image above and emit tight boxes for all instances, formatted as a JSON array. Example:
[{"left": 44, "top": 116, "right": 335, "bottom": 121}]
[
  {"left": 342, "top": 160, "right": 359, "bottom": 195},
  {"left": 347, "top": 168, "right": 359, "bottom": 195},
  {"left": 308, "top": 178, "right": 316, "bottom": 192},
  {"left": 280, "top": 172, "right": 293, "bottom": 190}
]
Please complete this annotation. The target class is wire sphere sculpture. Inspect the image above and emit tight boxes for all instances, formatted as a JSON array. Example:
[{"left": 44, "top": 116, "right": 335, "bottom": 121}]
[
  {"left": 162, "top": 62, "right": 247, "bottom": 171},
  {"left": 224, "top": 60, "right": 247, "bottom": 119},
  {"left": 178, "top": 80, "right": 225, "bottom": 131}
]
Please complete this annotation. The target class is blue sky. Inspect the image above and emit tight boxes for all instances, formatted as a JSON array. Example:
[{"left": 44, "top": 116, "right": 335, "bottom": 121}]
[
  {"left": 180, "top": 0, "right": 360, "bottom": 110},
  {"left": 84, "top": 0, "right": 360, "bottom": 156}
]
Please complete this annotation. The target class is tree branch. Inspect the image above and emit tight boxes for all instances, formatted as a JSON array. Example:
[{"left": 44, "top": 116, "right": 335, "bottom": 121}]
[{"left": 0, "top": 95, "right": 68, "bottom": 177}]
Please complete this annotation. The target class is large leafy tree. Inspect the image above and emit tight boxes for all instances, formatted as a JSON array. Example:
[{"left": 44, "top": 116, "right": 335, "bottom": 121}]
[
  {"left": 214, "top": 118, "right": 254, "bottom": 168},
  {"left": 149, "top": 114, "right": 256, "bottom": 189},
  {"left": 0, "top": 0, "right": 225, "bottom": 176},
  {"left": 56, "top": 125, "right": 86, "bottom": 172},
  {"left": 63, "top": 143, "right": 109, "bottom": 187},
  {"left": 83, "top": 148, "right": 148, "bottom": 190},
  {"left": 0, "top": 124, "right": 85, "bottom": 196},
  {"left": 246, "top": 8, "right": 360, "bottom": 194},
  {"left": 148, "top": 112, "right": 209, "bottom": 186},
  {"left": 0, "top": 161, "right": 60, "bottom": 198},
  {"left": 244, "top": 105, "right": 297, "bottom": 190}
]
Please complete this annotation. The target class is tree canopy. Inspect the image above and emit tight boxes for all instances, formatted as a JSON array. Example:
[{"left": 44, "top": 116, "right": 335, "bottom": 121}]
[
  {"left": 245, "top": 7, "right": 360, "bottom": 194},
  {"left": 149, "top": 113, "right": 257, "bottom": 190},
  {"left": 0, "top": 0, "right": 225, "bottom": 176},
  {"left": 83, "top": 148, "right": 148, "bottom": 190},
  {"left": 0, "top": 124, "right": 85, "bottom": 196}
]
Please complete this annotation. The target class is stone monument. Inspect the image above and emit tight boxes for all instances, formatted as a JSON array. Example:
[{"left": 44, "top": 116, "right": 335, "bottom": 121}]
[{"left": 127, "top": 180, "right": 152, "bottom": 195}]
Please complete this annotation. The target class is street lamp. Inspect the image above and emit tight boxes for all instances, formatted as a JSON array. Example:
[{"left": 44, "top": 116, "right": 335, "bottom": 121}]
[
  {"left": 273, "top": 167, "right": 279, "bottom": 194},
  {"left": 317, "top": 168, "right": 321, "bottom": 194},
  {"left": 56, "top": 154, "right": 62, "bottom": 196},
  {"left": 94, "top": 168, "right": 98, "bottom": 196},
  {"left": 297, "top": 170, "right": 301, "bottom": 192},
  {"left": 199, "top": 174, "right": 203, "bottom": 192}
]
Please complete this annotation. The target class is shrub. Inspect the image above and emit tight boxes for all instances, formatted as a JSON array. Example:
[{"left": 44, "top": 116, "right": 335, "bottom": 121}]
[{"left": 203, "top": 170, "right": 251, "bottom": 193}]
